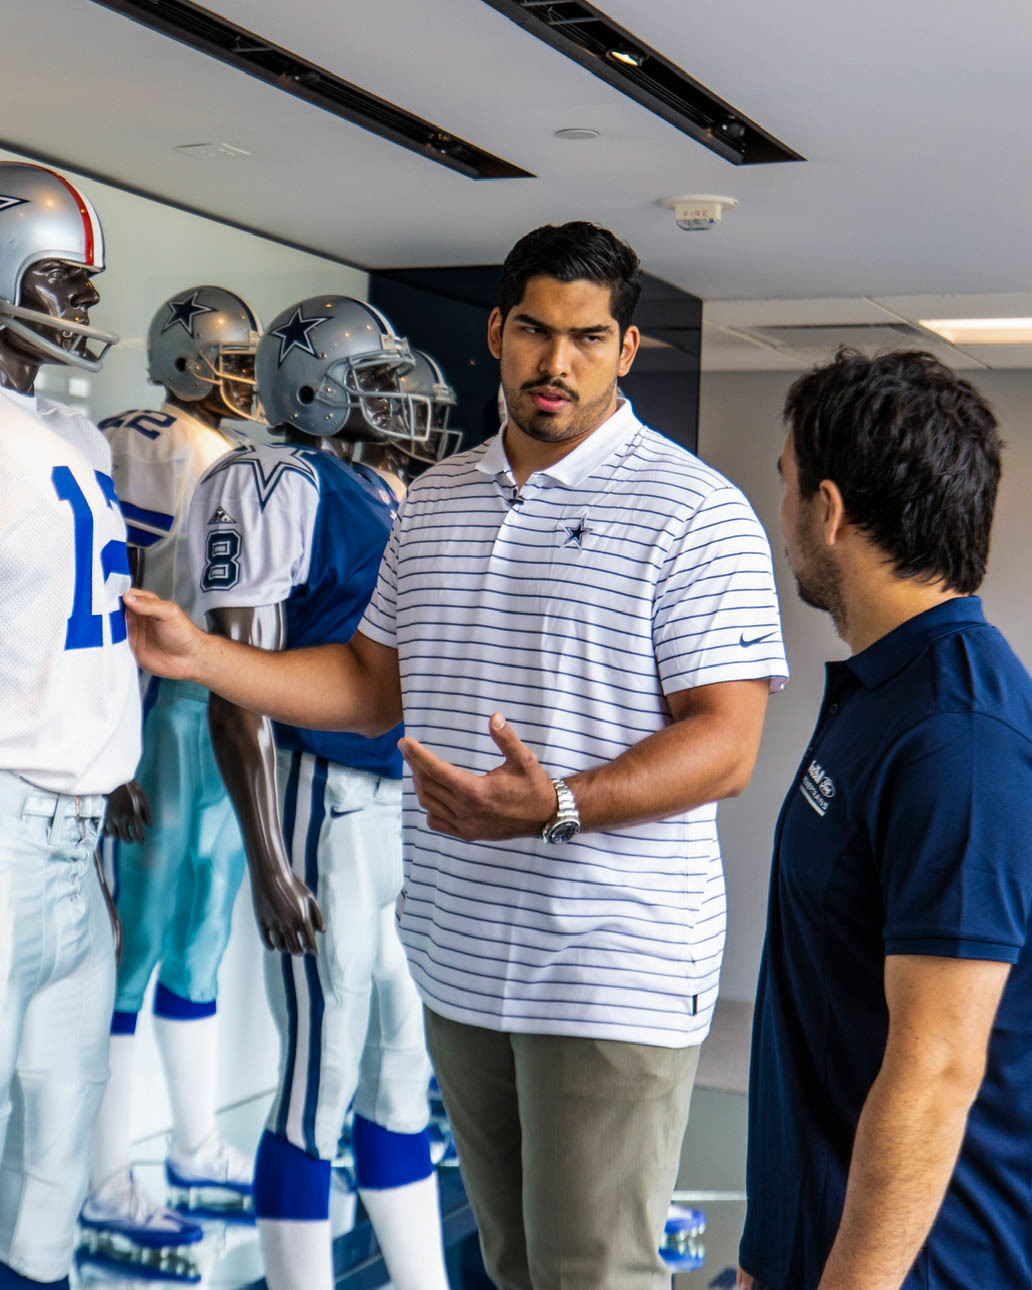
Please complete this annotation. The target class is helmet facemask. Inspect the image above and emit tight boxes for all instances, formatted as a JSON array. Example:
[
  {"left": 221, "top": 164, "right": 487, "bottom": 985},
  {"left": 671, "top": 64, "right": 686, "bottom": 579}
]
[{"left": 0, "top": 263, "right": 117, "bottom": 373}]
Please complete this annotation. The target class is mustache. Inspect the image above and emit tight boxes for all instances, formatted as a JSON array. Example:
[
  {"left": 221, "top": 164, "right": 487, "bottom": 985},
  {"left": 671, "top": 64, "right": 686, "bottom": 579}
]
[{"left": 521, "top": 379, "right": 579, "bottom": 402}]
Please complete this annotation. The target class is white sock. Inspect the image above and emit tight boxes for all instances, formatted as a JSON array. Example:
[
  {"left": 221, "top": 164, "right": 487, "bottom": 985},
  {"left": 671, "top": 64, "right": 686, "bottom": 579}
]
[
  {"left": 90, "top": 1032, "right": 134, "bottom": 1190},
  {"left": 360, "top": 1173, "right": 450, "bottom": 1290},
  {"left": 258, "top": 1218, "right": 333, "bottom": 1290},
  {"left": 153, "top": 1012, "right": 218, "bottom": 1153}
]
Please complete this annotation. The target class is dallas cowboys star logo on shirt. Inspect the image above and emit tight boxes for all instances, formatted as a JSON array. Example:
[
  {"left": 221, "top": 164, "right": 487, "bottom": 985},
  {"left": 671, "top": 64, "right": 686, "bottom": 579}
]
[
  {"left": 0, "top": 195, "right": 28, "bottom": 214},
  {"left": 563, "top": 518, "right": 591, "bottom": 547},
  {"left": 269, "top": 307, "right": 329, "bottom": 365},
  {"left": 162, "top": 290, "right": 216, "bottom": 337}
]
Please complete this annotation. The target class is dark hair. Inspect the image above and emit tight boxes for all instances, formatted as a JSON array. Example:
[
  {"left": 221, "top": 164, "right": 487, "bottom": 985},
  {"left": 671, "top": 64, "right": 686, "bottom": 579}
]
[
  {"left": 784, "top": 349, "right": 1001, "bottom": 594},
  {"left": 497, "top": 221, "right": 642, "bottom": 334}
]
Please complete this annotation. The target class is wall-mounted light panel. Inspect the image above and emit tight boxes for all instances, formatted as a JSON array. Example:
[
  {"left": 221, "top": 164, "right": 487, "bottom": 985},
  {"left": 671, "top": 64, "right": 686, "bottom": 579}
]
[
  {"left": 89, "top": 0, "right": 534, "bottom": 181},
  {"left": 479, "top": 0, "right": 803, "bottom": 165}
]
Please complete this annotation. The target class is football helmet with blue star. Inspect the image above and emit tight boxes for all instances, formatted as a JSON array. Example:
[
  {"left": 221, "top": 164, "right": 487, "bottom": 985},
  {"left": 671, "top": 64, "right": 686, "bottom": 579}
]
[
  {"left": 147, "top": 285, "right": 263, "bottom": 420},
  {"left": 0, "top": 161, "right": 118, "bottom": 372},
  {"left": 256, "top": 294, "right": 414, "bottom": 440}
]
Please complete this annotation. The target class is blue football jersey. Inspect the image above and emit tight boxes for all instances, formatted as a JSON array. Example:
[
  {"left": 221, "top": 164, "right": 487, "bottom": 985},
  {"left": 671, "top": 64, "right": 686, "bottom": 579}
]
[{"left": 189, "top": 442, "right": 402, "bottom": 777}]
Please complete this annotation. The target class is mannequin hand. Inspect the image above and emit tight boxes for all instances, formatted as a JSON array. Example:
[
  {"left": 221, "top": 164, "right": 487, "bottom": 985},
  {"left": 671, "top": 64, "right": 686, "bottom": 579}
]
[
  {"left": 124, "top": 588, "right": 208, "bottom": 681},
  {"left": 250, "top": 866, "right": 325, "bottom": 955},
  {"left": 399, "top": 712, "right": 556, "bottom": 841},
  {"left": 105, "top": 779, "right": 152, "bottom": 844},
  {"left": 94, "top": 850, "right": 123, "bottom": 965},
  {"left": 736, "top": 1266, "right": 755, "bottom": 1289}
]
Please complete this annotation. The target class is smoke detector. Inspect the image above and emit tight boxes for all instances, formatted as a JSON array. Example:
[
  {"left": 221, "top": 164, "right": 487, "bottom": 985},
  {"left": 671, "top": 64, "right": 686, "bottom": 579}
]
[{"left": 660, "top": 194, "right": 738, "bottom": 231}]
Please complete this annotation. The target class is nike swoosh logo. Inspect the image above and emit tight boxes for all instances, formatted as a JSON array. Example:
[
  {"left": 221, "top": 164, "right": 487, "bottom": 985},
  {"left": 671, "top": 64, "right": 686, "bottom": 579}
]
[
  {"left": 329, "top": 807, "right": 362, "bottom": 818},
  {"left": 740, "top": 631, "right": 775, "bottom": 647}
]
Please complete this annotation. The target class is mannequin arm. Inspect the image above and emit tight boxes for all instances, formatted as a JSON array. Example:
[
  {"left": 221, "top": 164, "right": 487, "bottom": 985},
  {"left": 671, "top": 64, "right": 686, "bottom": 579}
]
[{"left": 207, "top": 604, "right": 325, "bottom": 955}]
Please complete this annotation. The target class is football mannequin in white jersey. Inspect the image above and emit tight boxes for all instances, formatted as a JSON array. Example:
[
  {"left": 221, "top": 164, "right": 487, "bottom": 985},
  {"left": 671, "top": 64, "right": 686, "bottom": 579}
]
[
  {"left": 0, "top": 161, "right": 141, "bottom": 1290},
  {"left": 82, "top": 288, "right": 263, "bottom": 1262},
  {"left": 188, "top": 297, "right": 451, "bottom": 1290}
]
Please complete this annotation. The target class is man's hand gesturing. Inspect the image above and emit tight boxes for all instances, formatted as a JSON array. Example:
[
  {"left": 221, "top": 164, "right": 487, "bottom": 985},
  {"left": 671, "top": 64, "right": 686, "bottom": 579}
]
[{"left": 400, "top": 712, "right": 559, "bottom": 842}]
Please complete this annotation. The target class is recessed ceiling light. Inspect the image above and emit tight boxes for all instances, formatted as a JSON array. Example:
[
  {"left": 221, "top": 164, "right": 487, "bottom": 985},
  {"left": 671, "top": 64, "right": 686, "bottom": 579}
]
[
  {"left": 175, "top": 142, "right": 252, "bottom": 161},
  {"left": 554, "top": 127, "right": 600, "bottom": 141},
  {"left": 920, "top": 318, "right": 1032, "bottom": 346},
  {"left": 607, "top": 47, "right": 645, "bottom": 67}
]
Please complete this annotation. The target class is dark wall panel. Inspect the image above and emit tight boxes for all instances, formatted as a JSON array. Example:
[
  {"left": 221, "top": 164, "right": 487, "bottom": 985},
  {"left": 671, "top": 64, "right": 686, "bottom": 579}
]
[{"left": 370, "top": 266, "right": 701, "bottom": 456}]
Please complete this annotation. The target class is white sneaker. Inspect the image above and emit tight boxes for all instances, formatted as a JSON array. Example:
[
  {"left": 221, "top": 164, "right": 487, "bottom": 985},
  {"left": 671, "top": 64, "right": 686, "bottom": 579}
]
[
  {"left": 79, "top": 1168, "right": 203, "bottom": 1251},
  {"left": 166, "top": 1132, "right": 253, "bottom": 1214}
]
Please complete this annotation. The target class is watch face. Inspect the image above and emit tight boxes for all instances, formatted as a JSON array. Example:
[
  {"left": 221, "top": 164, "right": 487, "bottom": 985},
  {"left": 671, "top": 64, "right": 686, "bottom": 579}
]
[{"left": 549, "top": 821, "right": 579, "bottom": 843}]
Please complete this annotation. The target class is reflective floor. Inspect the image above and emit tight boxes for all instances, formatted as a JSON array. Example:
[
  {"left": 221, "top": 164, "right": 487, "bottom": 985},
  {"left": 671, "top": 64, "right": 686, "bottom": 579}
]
[{"left": 71, "top": 1086, "right": 748, "bottom": 1289}]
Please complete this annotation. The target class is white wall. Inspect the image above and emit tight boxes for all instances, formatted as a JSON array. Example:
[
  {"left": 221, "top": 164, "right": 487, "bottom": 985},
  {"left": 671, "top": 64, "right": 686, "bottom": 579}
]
[
  {"left": 0, "top": 146, "right": 368, "bottom": 426},
  {"left": 2, "top": 146, "right": 373, "bottom": 1142},
  {"left": 698, "top": 367, "right": 1032, "bottom": 1001}
]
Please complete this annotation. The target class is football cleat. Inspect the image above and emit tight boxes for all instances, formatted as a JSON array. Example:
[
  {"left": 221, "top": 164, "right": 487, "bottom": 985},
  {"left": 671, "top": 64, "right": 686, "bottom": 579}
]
[
  {"left": 79, "top": 1170, "right": 203, "bottom": 1282},
  {"left": 166, "top": 1132, "right": 254, "bottom": 1217},
  {"left": 658, "top": 1202, "right": 706, "bottom": 1271}
]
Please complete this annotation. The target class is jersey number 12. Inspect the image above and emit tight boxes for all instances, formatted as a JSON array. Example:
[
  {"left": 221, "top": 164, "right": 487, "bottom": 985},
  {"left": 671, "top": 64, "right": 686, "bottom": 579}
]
[{"left": 52, "top": 466, "right": 131, "bottom": 650}]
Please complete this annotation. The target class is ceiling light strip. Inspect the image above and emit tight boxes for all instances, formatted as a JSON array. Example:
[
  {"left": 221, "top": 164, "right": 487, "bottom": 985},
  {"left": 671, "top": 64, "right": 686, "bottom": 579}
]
[
  {"left": 87, "top": 0, "right": 533, "bottom": 181},
  {"left": 479, "top": 0, "right": 802, "bottom": 165}
]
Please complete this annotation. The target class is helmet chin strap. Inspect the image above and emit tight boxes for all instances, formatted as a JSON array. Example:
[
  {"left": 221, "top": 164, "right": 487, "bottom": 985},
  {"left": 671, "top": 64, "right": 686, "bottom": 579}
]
[{"left": 0, "top": 301, "right": 119, "bottom": 373}]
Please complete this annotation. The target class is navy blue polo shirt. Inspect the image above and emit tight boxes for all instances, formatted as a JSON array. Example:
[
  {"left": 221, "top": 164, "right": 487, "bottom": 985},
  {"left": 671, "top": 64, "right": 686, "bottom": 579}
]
[{"left": 741, "top": 598, "right": 1032, "bottom": 1290}]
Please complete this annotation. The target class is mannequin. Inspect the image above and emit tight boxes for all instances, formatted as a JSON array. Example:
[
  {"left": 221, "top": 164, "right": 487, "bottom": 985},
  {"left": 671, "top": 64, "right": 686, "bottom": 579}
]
[
  {"left": 188, "top": 295, "right": 452, "bottom": 1290},
  {"left": 82, "top": 288, "right": 264, "bottom": 1266},
  {"left": 0, "top": 161, "right": 140, "bottom": 1290}
]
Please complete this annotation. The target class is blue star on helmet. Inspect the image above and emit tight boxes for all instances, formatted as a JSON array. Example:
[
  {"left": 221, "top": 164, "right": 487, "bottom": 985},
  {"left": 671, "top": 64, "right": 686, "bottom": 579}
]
[
  {"left": 162, "top": 290, "right": 216, "bottom": 337},
  {"left": 269, "top": 306, "right": 329, "bottom": 365},
  {"left": 0, "top": 195, "right": 28, "bottom": 214}
]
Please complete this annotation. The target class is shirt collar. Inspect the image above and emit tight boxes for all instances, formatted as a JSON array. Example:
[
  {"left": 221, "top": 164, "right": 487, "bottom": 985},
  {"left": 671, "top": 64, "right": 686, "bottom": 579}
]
[
  {"left": 475, "top": 399, "right": 641, "bottom": 488},
  {"left": 844, "top": 596, "right": 987, "bottom": 689},
  {"left": 0, "top": 385, "right": 37, "bottom": 416}
]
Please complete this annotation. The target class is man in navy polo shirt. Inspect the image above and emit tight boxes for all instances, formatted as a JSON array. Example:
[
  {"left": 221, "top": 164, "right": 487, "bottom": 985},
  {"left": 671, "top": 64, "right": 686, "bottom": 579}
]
[{"left": 738, "top": 349, "right": 1032, "bottom": 1290}]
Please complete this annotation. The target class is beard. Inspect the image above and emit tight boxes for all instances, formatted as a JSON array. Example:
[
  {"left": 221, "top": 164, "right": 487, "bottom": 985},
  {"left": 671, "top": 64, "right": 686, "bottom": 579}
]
[
  {"left": 502, "top": 373, "right": 618, "bottom": 445},
  {"left": 792, "top": 542, "right": 847, "bottom": 635},
  {"left": 794, "top": 554, "right": 841, "bottom": 634}
]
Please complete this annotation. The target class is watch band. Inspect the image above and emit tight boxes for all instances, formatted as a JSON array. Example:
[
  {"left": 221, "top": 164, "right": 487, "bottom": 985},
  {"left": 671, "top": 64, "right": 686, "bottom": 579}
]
[{"left": 541, "top": 776, "right": 581, "bottom": 844}]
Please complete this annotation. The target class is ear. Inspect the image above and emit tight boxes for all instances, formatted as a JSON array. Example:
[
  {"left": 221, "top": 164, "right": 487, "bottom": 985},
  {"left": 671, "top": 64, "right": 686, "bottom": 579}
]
[
  {"left": 617, "top": 324, "right": 640, "bottom": 377},
  {"left": 487, "top": 307, "right": 504, "bottom": 360},
  {"left": 818, "top": 479, "right": 848, "bottom": 546}
]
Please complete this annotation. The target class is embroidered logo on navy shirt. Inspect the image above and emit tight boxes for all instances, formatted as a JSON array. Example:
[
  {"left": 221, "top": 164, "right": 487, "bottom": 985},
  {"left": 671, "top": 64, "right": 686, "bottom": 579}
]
[{"left": 800, "top": 759, "right": 836, "bottom": 817}]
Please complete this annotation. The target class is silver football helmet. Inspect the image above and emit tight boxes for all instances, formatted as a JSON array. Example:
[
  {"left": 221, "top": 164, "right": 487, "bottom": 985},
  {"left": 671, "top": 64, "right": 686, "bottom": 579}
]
[
  {"left": 0, "top": 161, "right": 118, "bottom": 371},
  {"left": 257, "top": 295, "right": 413, "bottom": 439},
  {"left": 398, "top": 349, "right": 462, "bottom": 463},
  {"left": 147, "top": 285, "right": 262, "bottom": 421}
]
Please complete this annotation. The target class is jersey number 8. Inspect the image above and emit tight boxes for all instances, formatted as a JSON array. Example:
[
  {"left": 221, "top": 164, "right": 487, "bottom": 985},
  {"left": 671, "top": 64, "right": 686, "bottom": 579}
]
[{"left": 202, "top": 529, "right": 242, "bottom": 591}]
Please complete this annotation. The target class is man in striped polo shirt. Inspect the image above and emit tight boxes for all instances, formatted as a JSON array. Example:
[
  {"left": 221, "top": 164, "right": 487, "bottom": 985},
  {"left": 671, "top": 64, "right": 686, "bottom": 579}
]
[{"left": 125, "top": 222, "right": 788, "bottom": 1290}]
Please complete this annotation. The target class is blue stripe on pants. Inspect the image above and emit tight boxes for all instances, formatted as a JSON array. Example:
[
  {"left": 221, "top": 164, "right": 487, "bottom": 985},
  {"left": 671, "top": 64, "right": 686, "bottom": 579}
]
[
  {"left": 274, "top": 752, "right": 303, "bottom": 1142},
  {"left": 300, "top": 757, "right": 328, "bottom": 1156}
]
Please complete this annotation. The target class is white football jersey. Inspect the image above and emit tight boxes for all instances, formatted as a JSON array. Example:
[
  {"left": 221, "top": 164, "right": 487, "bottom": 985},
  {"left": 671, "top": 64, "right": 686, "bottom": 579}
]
[
  {"left": 101, "top": 403, "right": 244, "bottom": 616},
  {"left": 0, "top": 388, "right": 141, "bottom": 794}
]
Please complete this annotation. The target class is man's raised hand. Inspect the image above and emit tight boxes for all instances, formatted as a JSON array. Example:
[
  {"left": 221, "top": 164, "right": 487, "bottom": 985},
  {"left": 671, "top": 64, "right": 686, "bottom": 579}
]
[{"left": 399, "top": 712, "right": 558, "bottom": 842}]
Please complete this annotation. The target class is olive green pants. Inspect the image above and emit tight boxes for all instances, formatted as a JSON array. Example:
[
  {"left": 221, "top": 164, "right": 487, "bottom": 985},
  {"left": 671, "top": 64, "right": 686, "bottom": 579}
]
[{"left": 425, "top": 1007, "right": 699, "bottom": 1290}]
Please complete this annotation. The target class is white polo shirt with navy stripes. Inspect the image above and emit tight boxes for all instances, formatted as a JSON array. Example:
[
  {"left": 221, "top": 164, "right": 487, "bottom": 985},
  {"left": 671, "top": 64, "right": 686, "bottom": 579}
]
[{"left": 359, "top": 400, "right": 787, "bottom": 1047}]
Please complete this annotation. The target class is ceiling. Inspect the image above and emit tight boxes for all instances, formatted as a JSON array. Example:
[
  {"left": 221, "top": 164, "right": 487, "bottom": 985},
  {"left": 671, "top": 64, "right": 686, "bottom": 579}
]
[{"left": 4, "top": 0, "right": 1032, "bottom": 368}]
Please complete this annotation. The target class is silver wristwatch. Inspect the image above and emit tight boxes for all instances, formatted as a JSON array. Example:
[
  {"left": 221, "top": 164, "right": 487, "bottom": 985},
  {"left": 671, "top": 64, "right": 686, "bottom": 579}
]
[{"left": 541, "top": 777, "right": 581, "bottom": 844}]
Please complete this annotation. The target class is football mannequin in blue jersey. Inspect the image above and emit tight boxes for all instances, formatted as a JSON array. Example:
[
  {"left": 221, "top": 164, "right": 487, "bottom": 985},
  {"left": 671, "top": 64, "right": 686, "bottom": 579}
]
[
  {"left": 0, "top": 161, "right": 141, "bottom": 1290},
  {"left": 187, "top": 296, "right": 452, "bottom": 1290},
  {"left": 81, "top": 288, "right": 264, "bottom": 1264}
]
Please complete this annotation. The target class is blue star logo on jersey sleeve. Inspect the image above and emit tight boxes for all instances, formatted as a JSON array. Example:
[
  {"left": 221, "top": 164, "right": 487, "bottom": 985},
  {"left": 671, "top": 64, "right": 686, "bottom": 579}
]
[
  {"left": 162, "top": 290, "right": 216, "bottom": 337},
  {"left": 269, "top": 307, "right": 329, "bottom": 365},
  {"left": 0, "top": 195, "right": 29, "bottom": 214}
]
